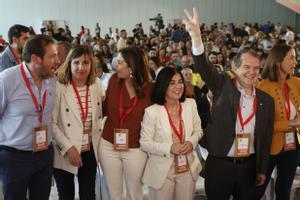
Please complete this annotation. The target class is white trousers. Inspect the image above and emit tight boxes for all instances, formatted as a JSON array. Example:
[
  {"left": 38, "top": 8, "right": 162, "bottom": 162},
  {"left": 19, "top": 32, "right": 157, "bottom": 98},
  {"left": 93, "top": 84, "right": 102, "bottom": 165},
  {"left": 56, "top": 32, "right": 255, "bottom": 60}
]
[
  {"left": 98, "top": 138, "right": 147, "bottom": 200},
  {"left": 148, "top": 164, "right": 196, "bottom": 200}
]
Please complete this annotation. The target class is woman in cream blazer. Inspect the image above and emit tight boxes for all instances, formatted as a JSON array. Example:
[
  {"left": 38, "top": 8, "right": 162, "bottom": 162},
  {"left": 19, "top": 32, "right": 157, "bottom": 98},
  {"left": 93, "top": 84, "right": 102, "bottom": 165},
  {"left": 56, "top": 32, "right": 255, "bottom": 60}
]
[
  {"left": 140, "top": 67, "right": 202, "bottom": 200},
  {"left": 52, "top": 45, "right": 103, "bottom": 200}
]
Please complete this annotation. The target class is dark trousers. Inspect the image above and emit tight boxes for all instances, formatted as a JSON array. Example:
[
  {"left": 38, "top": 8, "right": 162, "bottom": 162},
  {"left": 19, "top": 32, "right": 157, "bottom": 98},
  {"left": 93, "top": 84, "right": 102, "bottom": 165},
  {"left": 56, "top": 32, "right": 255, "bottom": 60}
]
[
  {"left": 53, "top": 149, "right": 97, "bottom": 200},
  {"left": 0, "top": 145, "right": 54, "bottom": 200},
  {"left": 256, "top": 149, "right": 299, "bottom": 200},
  {"left": 205, "top": 154, "right": 256, "bottom": 200}
]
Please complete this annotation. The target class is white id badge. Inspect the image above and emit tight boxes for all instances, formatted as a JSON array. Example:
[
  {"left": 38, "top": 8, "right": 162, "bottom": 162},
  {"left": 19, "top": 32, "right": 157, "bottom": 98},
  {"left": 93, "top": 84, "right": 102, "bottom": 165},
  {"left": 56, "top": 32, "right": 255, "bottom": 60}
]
[
  {"left": 116, "top": 133, "right": 126, "bottom": 144},
  {"left": 175, "top": 155, "right": 188, "bottom": 174},
  {"left": 284, "top": 132, "right": 296, "bottom": 151},
  {"left": 235, "top": 133, "right": 250, "bottom": 157},
  {"left": 113, "top": 128, "right": 128, "bottom": 151},
  {"left": 178, "top": 155, "right": 187, "bottom": 166},
  {"left": 81, "top": 133, "right": 90, "bottom": 152},
  {"left": 33, "top": 125, "right": 48, "bottom": 152}
]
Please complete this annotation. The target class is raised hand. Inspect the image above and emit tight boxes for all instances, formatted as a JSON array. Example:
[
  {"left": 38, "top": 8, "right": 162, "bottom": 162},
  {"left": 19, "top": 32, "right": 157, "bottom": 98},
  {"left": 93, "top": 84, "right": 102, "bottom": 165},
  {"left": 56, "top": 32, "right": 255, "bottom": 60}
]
[{"left": 182, "top": 8, "right": 201, "bottom": 38}]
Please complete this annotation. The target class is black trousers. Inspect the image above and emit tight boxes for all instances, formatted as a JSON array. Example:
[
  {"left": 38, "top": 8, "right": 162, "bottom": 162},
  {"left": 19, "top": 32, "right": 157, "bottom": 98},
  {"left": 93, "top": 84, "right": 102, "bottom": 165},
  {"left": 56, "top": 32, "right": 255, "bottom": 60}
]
[
  {"left": 53, "top": 149, "right": 97, "bottom": 200},
  {"left": 255, "top": 149, "right": 299, "bottom": 200},
  {"left": 205, "top": 154, "right": 256, "bottom": 200}
]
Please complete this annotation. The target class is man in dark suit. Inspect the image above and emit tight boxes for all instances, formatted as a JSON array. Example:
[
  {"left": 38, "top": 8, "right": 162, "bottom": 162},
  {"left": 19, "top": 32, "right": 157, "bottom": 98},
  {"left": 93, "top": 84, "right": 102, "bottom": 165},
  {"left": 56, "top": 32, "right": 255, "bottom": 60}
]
[{"left": 183, "top": 8, "right": 275, "bottom": 199}]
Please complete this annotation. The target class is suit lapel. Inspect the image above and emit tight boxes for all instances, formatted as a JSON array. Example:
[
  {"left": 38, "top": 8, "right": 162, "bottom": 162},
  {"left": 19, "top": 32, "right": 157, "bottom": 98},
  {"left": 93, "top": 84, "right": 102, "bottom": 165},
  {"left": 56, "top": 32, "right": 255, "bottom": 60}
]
[
  {"left": 90, "top": 84, "right": 97, "bottom": 127},
  {"left": 181, "top": 102, "right": 189, "bottom": 141},
  {"left": 254, "top": 93, "right": 263, "bottom": 139},
  {"left": 64, "top": 84, "right": 82, "bottom": 124},
  {"left": 160, "top": 106, "right": 173, "bottom": 142}
]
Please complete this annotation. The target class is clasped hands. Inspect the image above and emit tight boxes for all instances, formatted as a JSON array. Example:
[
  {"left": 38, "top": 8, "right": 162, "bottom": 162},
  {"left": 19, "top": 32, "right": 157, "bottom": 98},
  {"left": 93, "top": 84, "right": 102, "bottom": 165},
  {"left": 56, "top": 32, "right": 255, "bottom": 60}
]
[{"left": 171, "top": 141, "right": 193, "bottom": 155}]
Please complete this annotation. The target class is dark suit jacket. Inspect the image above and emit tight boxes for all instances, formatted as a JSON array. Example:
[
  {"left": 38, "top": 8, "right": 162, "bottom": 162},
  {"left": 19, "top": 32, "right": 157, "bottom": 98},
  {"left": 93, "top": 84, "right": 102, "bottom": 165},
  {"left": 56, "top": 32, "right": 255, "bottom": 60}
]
[{"left": 193, "top": 53, "right": 275, "bottom": 175}]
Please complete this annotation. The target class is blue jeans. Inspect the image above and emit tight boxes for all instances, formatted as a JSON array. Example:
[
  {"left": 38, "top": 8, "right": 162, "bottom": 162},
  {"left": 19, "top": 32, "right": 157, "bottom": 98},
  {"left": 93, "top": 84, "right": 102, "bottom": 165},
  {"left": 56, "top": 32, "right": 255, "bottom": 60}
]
[{"left": 0, "top": 145, "right": 54, "bottom": 200}]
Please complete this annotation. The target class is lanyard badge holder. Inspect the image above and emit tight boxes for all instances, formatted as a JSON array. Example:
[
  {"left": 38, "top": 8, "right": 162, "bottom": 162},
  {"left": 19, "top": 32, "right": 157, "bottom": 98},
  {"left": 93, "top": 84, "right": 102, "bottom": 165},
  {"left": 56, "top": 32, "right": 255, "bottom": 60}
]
[
  {"left": 114, "top": 86, "right": 138, "bottom": 151},
  {"left": 234, "top": 95, "right": 257, "bottom": 157},
  {"left": 235, "top": 133, "right": 250, "bottom": 157},
  {"left": 20, "top": 64, "right": 48, "bottom": 152},
  {"left": 72, "top": 82, "right": 91, "bottom": 152},
  {"left": 165, "top": 103, "right": 189, "bottom": 174}
]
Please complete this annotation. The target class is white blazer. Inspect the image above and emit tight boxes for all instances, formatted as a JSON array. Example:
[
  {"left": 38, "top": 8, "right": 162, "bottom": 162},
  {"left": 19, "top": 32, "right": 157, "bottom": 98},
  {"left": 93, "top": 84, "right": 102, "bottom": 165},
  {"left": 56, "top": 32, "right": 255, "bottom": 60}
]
[
  {"left": 140, "top": 98, "right": 202, "bottom": 189},
  {"left": 52, "top": 78, "right": 103, "bottom": 174}
]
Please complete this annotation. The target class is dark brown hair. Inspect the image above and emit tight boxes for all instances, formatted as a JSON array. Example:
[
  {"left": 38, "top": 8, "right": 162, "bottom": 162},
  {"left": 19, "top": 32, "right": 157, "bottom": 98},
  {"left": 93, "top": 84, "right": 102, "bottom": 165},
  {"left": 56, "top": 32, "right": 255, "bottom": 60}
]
[
  {"left": 22, "top": 34, "right": 54, "bottom": 62},
  {"left": 261, "top": 44, "right": 293, "bottom": 81},
  {"left": 119, "top": 46, "right": 152, "bottom": 97}
]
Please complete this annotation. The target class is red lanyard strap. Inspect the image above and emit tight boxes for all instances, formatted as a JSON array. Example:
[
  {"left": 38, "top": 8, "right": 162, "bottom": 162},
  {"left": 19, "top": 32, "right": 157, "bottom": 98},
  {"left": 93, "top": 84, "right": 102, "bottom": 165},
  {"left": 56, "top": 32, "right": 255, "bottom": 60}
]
[
  {"left": 10, "top": 46, "right": 20, "bottom": 64},
  {"left": 237, "top": 96, "right": 257, "bottom": 131},
  {"left": 71, "top": 81, "right": 89, "bottom": 124},
  {"left": 119, "top": 86, "right": 138, "bottom": 127},
  {"left": 283, "top": 83, "right": 291, "bottom": 120},
  {"left": 20, "top": 64, "right": 47, "bottom": 125},
  {"left": 164, "top": 102, "right": 183, "bottom": 143}
]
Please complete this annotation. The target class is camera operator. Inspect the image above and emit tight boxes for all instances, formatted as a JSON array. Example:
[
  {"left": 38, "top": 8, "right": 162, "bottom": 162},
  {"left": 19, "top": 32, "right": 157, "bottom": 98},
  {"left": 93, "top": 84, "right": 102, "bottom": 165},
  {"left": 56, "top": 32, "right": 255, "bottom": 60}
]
[{"left": 149, "top": 13, "right": 164, "bottom": 32}]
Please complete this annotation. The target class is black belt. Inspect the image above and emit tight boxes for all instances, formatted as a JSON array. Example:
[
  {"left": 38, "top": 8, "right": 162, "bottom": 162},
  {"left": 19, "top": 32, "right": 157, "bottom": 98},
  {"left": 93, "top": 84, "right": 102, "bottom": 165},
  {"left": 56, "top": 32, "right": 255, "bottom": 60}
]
[
  {"left": 0, "top": 145, "right": 51, "bottom": 154},
  {"left": 211, "top": 154, "right": 255, "bottom": 164}
]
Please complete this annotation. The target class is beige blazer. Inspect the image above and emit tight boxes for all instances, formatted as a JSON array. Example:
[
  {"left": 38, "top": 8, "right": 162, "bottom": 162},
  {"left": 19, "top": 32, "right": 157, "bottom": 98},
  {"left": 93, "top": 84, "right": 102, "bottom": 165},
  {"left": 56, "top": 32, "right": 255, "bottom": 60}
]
[
  {"left": 140, "top": 98, "right": 202, "bottom": 189},
  {"left": 52, "top": 78, "right": 103, "bottom": 174}
]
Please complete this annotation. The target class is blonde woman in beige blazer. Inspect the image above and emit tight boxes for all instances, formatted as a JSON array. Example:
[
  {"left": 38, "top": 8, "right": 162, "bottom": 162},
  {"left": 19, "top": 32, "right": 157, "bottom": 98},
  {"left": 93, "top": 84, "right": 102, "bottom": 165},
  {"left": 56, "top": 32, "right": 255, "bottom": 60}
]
[
  {"left": 52, "top": 45, "right": 103, "bottom": 200},
  {"left": 140, "top": 67, "right": 202, "bottom": 200}
]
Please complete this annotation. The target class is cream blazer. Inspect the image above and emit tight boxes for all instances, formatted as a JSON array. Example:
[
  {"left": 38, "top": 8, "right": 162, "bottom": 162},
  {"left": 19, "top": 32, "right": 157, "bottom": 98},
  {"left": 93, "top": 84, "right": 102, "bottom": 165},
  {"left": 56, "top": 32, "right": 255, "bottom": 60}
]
[
  {"left": 52, "top": 78, "right": 103, "bottom": 174},
  {"left": 140, "top": 98, "right": 202, "bottom": 189}
]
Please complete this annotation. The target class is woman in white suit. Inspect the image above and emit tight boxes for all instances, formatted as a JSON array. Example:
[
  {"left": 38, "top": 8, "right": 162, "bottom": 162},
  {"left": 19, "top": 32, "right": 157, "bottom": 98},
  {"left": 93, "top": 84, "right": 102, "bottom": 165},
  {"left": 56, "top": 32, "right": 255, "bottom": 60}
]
[
  {"left": 140, "top": 67, "right": 202, "bottom": 200},
  {"left": 52, "top": 45, "right": 103, "bottom": 200}
]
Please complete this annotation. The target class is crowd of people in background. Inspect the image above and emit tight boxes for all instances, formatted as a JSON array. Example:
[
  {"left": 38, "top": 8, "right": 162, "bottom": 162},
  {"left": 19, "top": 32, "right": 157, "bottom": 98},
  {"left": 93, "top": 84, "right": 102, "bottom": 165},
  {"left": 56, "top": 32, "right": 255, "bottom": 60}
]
[{"left": 0, "top": 8, "right": 300, "bottom": 200}]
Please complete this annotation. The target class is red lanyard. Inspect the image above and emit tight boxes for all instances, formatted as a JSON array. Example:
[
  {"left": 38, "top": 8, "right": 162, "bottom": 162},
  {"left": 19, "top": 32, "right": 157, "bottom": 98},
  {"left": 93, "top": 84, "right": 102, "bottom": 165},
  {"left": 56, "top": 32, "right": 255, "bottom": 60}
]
[
  {"left": 283, "top": 83, "right": 291, "bottom": 120},
  {"left": 10, "top": 46, "right": 20, "bottom": 64},
  {"left": 237, "top": 96, "right": 257, "bottom": 131},
  {"left": 164, "top": 102, "right": 184, "bottom": 143},
  {"left": 71, "top": 81, "right": 89, "bottom": 124},
  {"left": 233, "top": 78, "right": 257, "bottom": 131},
  {"left": 119, "top": 86, "right": 138, "bottom": 127},
  {"left": 20, "top": 64, "right": 47, "bottom": 125}
]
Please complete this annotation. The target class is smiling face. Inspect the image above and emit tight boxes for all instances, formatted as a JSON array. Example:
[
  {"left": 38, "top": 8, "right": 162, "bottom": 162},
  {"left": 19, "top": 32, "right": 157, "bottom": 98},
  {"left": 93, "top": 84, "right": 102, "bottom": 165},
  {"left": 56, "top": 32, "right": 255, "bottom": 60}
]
[
  {"left": 165, "top": 73, "right": 184, "bottom": 102},
  {"left": 232, "top": 53, "right": 260, "bottom": 90},
  {"left": 71, "top": 54, "right": 91, "bottom": 85},
  {"left": 279, "top": 48, "right": 297, "bottom": 77},
  {"left": 181, "top": 68, "right": 193, "bottom": 83}
]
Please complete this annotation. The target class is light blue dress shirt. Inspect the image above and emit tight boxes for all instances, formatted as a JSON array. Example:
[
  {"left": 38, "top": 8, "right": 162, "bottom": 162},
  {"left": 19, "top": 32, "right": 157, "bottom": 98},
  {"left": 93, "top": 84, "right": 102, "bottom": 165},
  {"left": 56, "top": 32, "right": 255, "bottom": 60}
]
[
  {"left": 0, "top": 62, "right": 56, "bottom": 150},
  {"left": 0, "top": 46, "right": 19, "bottom": 72}
]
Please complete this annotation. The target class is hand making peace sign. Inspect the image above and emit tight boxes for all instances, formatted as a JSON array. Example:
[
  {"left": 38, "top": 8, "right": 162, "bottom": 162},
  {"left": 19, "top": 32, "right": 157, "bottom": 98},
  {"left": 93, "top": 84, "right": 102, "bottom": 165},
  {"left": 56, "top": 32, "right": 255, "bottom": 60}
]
[{"left": 183, "top": 8, "right": 201, "bottom": 38}]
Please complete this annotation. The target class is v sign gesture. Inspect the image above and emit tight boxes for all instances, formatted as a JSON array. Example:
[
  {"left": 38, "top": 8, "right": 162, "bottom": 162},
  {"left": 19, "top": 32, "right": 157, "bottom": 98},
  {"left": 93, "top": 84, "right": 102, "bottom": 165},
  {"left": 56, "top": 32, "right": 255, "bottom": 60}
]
[{"left": 183, "top": 8, "right": 203, "bottom": 50}]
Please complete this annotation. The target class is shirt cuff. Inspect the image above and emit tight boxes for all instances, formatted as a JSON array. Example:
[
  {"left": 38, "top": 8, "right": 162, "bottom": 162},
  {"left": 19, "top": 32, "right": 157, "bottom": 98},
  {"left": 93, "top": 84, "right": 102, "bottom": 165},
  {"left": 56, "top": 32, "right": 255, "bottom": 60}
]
[{"left": 192, "top": 43, "right": 205, "bottom": 56}]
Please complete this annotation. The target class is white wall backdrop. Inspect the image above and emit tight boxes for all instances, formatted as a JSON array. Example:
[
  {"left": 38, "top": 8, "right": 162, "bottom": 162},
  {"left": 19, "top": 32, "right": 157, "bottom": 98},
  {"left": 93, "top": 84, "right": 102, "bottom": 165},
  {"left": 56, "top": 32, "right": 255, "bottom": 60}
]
[{"left": 0, "top": 0, "right": 297, "bottom": 40}]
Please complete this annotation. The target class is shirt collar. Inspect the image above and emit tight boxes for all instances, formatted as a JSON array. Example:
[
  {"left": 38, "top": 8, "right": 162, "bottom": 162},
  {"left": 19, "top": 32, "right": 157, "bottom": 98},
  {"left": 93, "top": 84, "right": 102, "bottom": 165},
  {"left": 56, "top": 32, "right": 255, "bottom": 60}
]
[
  {"left": 6, "top": 46, "right": 17, "bottom": 62},
  {"left": 22, "top": 62, "right": 33, "bottom": 79},
  {"left": 236, "top": 79, "right": 256, "bottom": 97}
]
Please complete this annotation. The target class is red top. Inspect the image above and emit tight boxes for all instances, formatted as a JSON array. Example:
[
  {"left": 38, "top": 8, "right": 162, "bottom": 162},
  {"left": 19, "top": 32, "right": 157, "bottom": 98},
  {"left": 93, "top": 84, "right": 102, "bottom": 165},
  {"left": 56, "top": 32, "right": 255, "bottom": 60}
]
[{"left": 102, "top": 74, "right": 153, "bottom": 148}]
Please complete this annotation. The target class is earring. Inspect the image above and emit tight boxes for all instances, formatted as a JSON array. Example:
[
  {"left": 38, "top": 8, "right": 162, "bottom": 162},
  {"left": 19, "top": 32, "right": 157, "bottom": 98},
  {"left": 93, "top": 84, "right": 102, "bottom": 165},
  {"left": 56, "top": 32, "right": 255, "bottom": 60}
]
[{"left": 130, "top": 71, "right": 133, "bottom": 78}]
